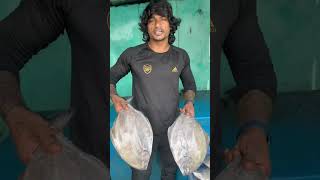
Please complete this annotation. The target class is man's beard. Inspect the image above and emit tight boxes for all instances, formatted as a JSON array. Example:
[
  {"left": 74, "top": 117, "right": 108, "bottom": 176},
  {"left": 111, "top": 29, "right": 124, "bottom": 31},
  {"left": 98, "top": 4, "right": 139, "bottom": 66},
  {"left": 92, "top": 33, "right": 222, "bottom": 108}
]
[
  {"left": 152, "top": 36, "right": 167, "bottom": 42},
  {"left": 149, "top": 28, "right": 168, "bottom": 42}
]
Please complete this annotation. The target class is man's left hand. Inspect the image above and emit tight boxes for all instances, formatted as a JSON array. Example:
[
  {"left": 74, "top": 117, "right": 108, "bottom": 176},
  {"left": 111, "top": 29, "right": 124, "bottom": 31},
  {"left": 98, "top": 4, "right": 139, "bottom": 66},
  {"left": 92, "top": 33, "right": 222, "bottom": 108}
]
[
  {"left": 224, "top": 128, "right": 271, "bottom": 177},
  {"left": 180, "top": 101, "right": 195, "bottom": 117}
]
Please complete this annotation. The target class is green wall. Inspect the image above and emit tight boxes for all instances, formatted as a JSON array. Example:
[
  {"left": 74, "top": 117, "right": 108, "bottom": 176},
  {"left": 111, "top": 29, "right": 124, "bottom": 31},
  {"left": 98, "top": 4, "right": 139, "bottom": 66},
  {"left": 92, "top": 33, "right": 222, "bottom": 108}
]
[
  {"left": 110, "top": 0, "right": 211, "bottom": 97},
  {"left": 220, "top": 0, "right": 320, "bottom": 94}
]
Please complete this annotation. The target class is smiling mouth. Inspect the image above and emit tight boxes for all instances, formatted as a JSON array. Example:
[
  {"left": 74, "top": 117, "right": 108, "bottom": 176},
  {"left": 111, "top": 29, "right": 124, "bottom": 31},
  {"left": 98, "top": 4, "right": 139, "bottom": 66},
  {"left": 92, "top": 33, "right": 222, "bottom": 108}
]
[{"left": 154, "top": 29, "right": 164, "bottom": 36}]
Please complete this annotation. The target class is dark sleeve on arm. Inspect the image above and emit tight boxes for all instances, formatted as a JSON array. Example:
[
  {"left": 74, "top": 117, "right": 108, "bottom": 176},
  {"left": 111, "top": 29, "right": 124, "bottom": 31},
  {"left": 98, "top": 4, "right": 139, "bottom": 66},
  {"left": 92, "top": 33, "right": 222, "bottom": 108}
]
[
  {"left": 0, "top": 0, "right": 69, "bottom": 118},
  {"left": 0, "top": 0, "right": 69, "bottom": 72},
  {"left": 110, "top": 49, "right": 131, "bottom": 86},
  {"left": 223, "top": 0, "right": 277, "bottom": 103},
  {"left": 180, "top": 51, "right": 197, "bottom": 93}
]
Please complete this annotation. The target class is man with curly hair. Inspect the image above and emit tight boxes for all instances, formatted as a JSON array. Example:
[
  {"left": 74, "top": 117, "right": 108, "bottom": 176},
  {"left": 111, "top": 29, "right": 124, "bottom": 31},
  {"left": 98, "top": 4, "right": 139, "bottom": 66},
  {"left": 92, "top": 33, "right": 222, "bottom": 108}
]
[{"left": 110, "top": 0, "right": 197, "bottom": 179}]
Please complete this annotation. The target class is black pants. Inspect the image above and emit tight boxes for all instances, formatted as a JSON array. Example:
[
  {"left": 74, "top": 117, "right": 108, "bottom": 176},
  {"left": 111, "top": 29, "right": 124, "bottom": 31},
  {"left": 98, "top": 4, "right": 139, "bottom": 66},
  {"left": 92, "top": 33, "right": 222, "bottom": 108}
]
[{"left": 131, "top": 132, "right": 178, "bottom": 180}]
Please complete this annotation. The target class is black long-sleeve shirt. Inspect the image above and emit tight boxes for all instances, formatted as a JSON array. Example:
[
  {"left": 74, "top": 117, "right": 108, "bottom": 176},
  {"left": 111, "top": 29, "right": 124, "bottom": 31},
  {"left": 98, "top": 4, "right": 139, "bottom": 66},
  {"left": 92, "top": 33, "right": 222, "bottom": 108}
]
[
  {"left": 110, "top": 43, "right": 196, "bottom": 135},
  {"left": 212, "top": 0, "right": 277, "bottom": 155},
  {"left": 0, "top": 0, "right": 109, "bottom": 166}
]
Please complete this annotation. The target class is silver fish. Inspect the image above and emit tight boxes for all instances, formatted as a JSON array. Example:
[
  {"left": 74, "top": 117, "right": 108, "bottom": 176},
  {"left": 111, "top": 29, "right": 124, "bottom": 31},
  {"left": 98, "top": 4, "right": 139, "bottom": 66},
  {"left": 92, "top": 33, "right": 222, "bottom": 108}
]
[
  {"left": 193, "top": 166, "right": 210, "bottom": 180},
  {"left": 111, "top": 104, "right": 153, "bottom": 170},
  {"left": 215, "top": 157, "right": 269, "bottom": 180},
  {"left": 24, "top": 110, "right": 109, "bottom": 180},
  {"left": 168, "top": 114, "right": 209, "bottom": 176}
]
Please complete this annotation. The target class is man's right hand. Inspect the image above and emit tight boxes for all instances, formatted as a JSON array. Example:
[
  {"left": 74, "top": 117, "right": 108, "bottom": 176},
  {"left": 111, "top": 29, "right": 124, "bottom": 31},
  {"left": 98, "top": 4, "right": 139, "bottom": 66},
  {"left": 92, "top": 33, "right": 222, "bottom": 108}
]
[
  {"left": 6, "top": 106, "right": 62, "bottom": 164},
  {"left": 111, "top": 95, "right": 128, "bottom": 113}
]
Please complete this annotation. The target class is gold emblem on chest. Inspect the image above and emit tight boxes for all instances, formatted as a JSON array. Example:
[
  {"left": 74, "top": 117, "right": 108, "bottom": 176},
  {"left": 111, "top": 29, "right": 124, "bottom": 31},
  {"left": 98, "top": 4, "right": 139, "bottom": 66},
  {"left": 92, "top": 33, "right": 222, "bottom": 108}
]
[{"left": 143, "top": 64, "right": 152, "bottom": 74}]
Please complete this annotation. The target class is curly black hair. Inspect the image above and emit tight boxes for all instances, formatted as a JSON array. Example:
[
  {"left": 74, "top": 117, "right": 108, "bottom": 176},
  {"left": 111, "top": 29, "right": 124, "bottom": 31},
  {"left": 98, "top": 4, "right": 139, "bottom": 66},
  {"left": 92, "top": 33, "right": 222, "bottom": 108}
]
[{"left": 139, "top": 0, "right": 181, "bottom": 45}]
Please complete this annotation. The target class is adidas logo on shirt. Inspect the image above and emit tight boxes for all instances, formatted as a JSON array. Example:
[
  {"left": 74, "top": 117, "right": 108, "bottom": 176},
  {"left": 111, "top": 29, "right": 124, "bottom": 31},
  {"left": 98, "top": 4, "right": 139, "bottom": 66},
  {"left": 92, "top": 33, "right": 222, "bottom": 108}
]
[{"left": 172, "top": 67, "right": 178, "bottom": 72}]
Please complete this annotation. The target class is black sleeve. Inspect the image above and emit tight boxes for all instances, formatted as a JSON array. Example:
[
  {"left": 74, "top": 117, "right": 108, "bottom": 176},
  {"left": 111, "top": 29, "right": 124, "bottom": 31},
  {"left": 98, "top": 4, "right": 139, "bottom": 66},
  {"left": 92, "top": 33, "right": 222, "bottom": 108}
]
[
  {"left": 223, "top": 0, "right": 277, "bottom": 102},
  {"left": 180, "top": 51, "right": 197, "bottom": 93},
  {"left": 0, "top": 0, "right": 70, "bottom": 73},
  {"left": 109, "top": 49, "right": 131, "bottom": 86}
]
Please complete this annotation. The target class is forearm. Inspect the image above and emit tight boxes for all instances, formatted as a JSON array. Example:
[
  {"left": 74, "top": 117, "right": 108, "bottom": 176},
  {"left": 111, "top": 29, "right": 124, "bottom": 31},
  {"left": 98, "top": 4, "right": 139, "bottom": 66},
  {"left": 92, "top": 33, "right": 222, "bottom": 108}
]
[
  {"left": 183, "top": 90, "right": 196, "bottom": 104},
  {"left": 110, "top": 84, "right": 118, "bottom": 97},
  {"left": 237, "top": 89, "right": 273, "bottom": 125},
  {"left": 0, "top": 71, "right": 25, "bottom": 121}
]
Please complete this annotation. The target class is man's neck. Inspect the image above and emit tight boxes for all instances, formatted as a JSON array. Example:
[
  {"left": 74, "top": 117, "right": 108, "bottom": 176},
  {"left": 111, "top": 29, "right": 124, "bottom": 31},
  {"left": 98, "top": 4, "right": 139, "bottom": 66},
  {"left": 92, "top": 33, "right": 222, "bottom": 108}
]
[{"left": 148, "top": 40, "right": 170, "bottom": 53}]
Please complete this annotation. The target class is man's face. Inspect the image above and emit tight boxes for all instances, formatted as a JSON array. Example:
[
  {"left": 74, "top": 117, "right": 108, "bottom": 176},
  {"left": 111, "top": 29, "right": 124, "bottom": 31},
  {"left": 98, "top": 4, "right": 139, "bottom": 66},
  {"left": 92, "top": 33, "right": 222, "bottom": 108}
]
[{"left": 147, "top": 14, "right": 170, "bottom": 43}]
